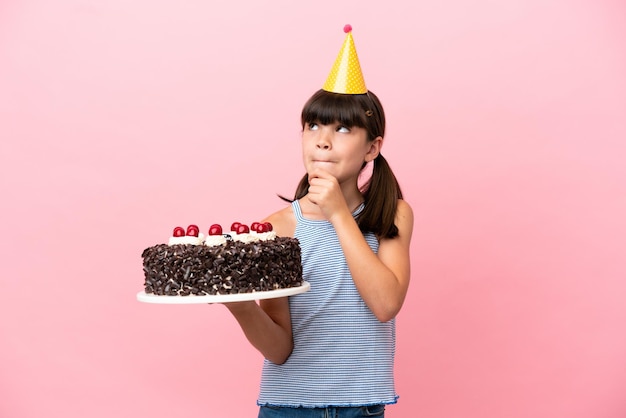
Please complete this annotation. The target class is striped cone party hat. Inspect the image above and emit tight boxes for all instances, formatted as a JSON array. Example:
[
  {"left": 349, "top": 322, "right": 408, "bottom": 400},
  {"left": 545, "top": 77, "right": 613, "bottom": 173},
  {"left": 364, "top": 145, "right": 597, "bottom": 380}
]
[{"left": 322, "top": 24, "right": 367, "bottom": 94}]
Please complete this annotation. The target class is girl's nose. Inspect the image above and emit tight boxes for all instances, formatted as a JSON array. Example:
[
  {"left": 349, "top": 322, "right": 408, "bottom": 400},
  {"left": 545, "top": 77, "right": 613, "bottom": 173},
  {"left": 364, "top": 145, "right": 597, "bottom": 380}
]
[{"left": 316, "top": 129, "right": 332, "bottom": 149}]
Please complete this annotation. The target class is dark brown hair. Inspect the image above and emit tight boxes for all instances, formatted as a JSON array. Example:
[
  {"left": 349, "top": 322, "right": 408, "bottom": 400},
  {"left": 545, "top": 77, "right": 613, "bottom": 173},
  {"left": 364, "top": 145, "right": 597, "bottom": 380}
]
[{"left": 282, "top": 89, "right": 403, "bottom": 239}]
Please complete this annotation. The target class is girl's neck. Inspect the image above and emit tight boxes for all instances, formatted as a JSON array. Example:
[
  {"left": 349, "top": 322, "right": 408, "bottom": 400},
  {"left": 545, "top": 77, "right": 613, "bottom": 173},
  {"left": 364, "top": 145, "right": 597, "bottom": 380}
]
[
  {"left": 336, "top": 180, "right": 364, "bottom": 211},
  {"left": 342, "top": 190, "right": 365, "bottom": 213}
]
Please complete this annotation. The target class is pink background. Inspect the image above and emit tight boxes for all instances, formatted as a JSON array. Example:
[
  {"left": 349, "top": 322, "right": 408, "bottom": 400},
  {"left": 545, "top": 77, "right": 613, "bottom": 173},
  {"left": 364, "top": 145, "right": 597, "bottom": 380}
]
[{"left": 1, "top": 1, "right": 625, "bottom": 417}]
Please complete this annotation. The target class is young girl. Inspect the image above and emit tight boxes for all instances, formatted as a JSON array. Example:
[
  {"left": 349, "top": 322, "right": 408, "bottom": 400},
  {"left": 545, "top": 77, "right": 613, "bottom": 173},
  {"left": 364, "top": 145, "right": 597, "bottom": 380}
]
[{"left": 225, "top": 27, "right": 413, "bottom": 418}]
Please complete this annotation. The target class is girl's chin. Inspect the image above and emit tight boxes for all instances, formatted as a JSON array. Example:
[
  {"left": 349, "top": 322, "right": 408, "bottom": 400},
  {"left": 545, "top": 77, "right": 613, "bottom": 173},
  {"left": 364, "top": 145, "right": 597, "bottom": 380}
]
[{"left": 309, "top": 161, "right": 336, "bottom": 171}]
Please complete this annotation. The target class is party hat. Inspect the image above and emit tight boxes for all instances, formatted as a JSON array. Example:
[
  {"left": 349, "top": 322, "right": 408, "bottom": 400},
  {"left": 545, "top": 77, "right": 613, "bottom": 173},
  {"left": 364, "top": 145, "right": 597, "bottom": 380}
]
[{"left": 322, "top": 24, "right": 367, "bottom": 94}]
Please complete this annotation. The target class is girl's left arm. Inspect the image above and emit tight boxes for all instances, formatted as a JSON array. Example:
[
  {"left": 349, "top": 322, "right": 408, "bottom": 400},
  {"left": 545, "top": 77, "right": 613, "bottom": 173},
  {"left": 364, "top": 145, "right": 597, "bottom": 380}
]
[{"left": 333, "top": 199, "right": 414, "bottom": 322}]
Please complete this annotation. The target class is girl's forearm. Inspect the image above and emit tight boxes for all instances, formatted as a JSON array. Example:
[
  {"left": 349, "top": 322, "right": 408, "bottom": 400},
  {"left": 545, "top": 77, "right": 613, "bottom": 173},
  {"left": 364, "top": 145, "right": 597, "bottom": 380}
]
[
  {"left": 224, "top": 299, "right": 293, "bottom": 364},
  {"left": 330, "top": 203, "right": 412, "bottom": 322}
]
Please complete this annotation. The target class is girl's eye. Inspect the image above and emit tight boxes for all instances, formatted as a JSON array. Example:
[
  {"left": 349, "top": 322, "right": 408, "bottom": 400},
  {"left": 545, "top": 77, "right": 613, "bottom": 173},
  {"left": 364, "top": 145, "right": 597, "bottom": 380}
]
[
  {"left": 308, "top": 122, "right": 319, "bottom": 131},
  {"left": 337, "top": 126, "right": 350, "bottom": 133}
]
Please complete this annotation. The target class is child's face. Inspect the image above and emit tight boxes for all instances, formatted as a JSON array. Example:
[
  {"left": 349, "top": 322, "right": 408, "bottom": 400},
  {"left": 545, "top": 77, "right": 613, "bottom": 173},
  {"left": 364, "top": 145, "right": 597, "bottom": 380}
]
[{"left": 301, "top": 121, "right": 381, "bottom": 184}]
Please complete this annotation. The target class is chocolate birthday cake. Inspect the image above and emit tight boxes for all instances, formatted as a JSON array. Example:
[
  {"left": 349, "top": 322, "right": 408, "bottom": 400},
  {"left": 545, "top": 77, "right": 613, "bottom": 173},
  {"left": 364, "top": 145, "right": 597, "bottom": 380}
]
[{"left": 141, "top": 222, "right": 303, "bottom": 296}]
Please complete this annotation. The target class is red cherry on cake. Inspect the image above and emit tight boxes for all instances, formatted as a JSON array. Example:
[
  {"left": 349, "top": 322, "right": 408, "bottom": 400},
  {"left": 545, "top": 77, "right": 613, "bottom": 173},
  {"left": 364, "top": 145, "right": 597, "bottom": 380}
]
[
  {"left": 230, "top": 222, "right": 241, "bottom": 232},
  {"left": 186, "top": 224, "right": 200, "bottom": 237},
  {"left": 236, "top": 224, "right": 250, "bottom": 234},
  {"left": 173, "top": 226, "right": 185, "bottom": 237},
  {"left": 264, "top": 222, "right": 273, "bottom": 231},
  {"left": 251, "top": 221, "right": 261, "bottom": 232},
  {"left": 208, "top": 224, "right": 223, "bottom": 236},
  {"left": 256, "top": 223, "right": 268, "bottom": 233}
]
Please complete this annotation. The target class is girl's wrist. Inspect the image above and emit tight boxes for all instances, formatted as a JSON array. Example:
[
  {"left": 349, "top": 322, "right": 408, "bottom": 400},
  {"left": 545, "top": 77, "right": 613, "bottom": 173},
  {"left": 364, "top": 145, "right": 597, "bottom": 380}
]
[
  {"left": 223, "top": 300, "right": 258, "bottom": 315},
  {"left": 329, "top": 207, "right": 357, "bottom": 230}
]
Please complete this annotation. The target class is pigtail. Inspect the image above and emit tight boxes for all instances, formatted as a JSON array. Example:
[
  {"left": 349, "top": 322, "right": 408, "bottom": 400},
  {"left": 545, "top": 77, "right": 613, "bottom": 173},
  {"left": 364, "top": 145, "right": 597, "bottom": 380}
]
[{"left": 358, "top": 154, "right": 403, "bottom": 239}]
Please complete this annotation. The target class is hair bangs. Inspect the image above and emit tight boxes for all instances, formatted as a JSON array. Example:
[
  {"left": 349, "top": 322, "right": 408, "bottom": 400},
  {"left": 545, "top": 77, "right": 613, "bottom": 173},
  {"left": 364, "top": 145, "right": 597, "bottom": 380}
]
[{"left": 301, "top": 90, "right": 368, "bottom": 129}]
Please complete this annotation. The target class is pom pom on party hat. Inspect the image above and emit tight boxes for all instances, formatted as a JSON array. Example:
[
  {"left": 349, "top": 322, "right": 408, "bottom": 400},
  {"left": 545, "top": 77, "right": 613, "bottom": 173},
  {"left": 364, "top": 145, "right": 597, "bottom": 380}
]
[{"left": 322, "top": 24, "right": 367, "bottom": 95}]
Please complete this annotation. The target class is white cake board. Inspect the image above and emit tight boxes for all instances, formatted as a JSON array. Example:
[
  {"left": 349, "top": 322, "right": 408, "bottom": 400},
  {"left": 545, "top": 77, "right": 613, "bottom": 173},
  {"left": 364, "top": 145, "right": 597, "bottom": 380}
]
[{"left": 137, "top": 281, "right": 310, "bottom": 304}]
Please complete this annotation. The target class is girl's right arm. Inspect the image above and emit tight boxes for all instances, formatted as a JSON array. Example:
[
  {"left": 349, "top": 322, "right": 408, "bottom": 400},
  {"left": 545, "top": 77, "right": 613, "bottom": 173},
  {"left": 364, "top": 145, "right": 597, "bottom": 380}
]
[
  {"left": 224, "top": 297, "right": 293, "bottom": 364},
  {"left": 222, "top": 207, "right": 296, "bottom": 365}
]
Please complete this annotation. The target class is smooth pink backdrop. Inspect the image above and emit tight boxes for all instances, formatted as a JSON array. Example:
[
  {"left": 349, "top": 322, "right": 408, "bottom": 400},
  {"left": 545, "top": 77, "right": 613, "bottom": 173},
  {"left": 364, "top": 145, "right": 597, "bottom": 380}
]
[{"left": 1, "top": 1, "right": 625, "bottom": 417}]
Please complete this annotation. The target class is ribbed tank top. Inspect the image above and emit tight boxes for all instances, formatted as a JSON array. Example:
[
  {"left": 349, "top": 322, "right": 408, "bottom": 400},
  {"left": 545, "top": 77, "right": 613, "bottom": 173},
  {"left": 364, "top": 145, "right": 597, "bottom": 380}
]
[{"left": 257, "top": 200, "right": 398, "bottom": 407}]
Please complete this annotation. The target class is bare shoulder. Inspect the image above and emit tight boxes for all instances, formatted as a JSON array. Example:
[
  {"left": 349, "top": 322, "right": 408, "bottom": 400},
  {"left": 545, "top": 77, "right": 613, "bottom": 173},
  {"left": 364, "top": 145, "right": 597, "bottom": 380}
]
[
  {"left": 394, "top": 199, "right": 414, "bottom": 235},
  {"left": 262, "top": 204, "right": 296, "bottom": 238},
  {"left": 377, "top": 199, "right": 414, "bottom": 248},
  {"left": 396, "top": 199, "right": 414, "bottom": 228}
]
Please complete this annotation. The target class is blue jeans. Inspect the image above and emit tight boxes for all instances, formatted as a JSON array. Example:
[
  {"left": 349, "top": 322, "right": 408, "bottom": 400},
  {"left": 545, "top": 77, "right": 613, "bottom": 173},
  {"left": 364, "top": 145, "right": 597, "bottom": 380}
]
[{"left": 258, "top": 404, "right": 385, "bottom": 418}]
